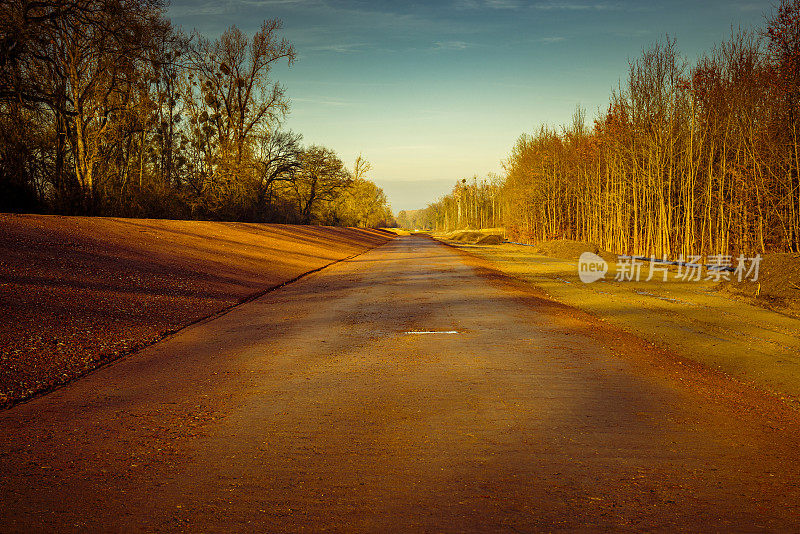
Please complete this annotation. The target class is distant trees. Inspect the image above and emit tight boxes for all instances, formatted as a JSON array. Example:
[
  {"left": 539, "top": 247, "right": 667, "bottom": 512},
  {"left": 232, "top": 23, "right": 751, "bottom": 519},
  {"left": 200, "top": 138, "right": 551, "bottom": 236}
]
[
  {"left": 288, "top": 145, "right": 349, "bottom": 224},
  {"left": 424, "top": 2, "right": 800, "bottom": 256},
  {"left": 496, "top": 31, "right": 787, "bottom": 257},
  {"left": 412, "top": 174, "right": 503, "bottom": 231},
  {"left": 396, "top": 209, "right": 426, "bottom": 230},
  {"left": 281, "top": 152, "right": 393, "bottom": 227},
  {"left": 335, "top": 176, "right": 394, "bottom": 228},
  {"left": 0, "top": 3, "right": 393, "bottom": 226},
  {"left": 329, "top": 155, "right": 392, "bottom": 227}
]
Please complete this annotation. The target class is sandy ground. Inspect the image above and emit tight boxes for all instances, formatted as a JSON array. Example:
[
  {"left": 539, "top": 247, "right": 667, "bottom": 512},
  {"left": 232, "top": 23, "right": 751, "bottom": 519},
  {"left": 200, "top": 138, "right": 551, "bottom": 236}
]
[
  {"left": 0, "top": 214, "right": 392, "bottom": 406},
  {"left": 438, "top": 238, "right": 800, "bottom": 407},
  {"left": 1, "top": 235, "right": 800, "bottom": 531}
]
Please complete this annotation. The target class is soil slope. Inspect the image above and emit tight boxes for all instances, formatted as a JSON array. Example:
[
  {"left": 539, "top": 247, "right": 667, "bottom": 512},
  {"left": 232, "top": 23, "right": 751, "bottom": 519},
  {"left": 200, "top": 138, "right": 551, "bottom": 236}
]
[{"left": 0, "top": 214, "right": 392, "bottom": 406}]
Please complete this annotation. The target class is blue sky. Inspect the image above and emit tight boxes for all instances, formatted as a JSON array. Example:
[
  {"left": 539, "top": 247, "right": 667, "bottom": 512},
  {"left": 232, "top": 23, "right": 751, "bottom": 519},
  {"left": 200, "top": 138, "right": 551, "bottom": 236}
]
[{"left": 167, "top": 0, "right": 773, "bottom": 212}]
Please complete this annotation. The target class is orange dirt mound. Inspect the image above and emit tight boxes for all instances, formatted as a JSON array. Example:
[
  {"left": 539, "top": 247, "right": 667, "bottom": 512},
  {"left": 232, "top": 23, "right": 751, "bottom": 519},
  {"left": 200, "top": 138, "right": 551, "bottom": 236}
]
[
  {"left": 722, "top": 252, "right": 800, "bottom": 313},
  {"left": 527, "top": 239, "right": 613, "bottom": 261},
  {"left": 0, "top": 214, "right": 392, "bottom": 406},
  {"left": 475, "top": 234, "right": 504, "bottom": 245},
  {"left": 444, "top": 231, "right": 504, "bottom": 245}
]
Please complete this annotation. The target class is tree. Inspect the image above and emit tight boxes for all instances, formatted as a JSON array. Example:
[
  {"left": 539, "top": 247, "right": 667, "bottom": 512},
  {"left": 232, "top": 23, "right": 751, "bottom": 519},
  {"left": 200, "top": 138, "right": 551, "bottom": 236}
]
[
  {"left": 291, "top": 146, "right": 351, "bottom": 224},
  {"left": 185, "top": 20, "right": 295, "bottom": 215},
  {"left": 0, "top": 0, "right": 173, "bottom": 213},
  {"left": 766, "top": 0, "right": 800, "bottom": 251},
  {"left": 249, "top": 130, "right": 302, "bottom": 219},
  {"left": 330, "top": 156, "right": 388, "bottom": 227}
]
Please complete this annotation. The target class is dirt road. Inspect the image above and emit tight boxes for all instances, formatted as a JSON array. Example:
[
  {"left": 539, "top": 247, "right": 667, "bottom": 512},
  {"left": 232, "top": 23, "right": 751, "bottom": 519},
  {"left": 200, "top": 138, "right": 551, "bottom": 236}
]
[{"left": 2, "top": 235, "right": 800, "bottom": 532}]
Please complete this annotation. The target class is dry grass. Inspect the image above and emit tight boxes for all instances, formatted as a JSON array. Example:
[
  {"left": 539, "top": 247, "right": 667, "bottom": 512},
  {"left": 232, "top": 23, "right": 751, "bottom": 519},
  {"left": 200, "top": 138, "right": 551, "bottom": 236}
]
[{"left": 441, "top": 238, "right": 800, "bottom": 405}]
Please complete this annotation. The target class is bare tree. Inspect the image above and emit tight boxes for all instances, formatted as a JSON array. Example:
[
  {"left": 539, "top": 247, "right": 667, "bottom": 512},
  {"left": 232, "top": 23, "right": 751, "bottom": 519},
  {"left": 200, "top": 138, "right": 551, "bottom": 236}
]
[
  {"left": 291, "top": 146, "right": 351, "bottom": 224},
  {"left": 251, "top": 130, "right": 302, "bottom": 217},
  {"left": 186, "top": 20, "right": 295, "bottom": 209}
]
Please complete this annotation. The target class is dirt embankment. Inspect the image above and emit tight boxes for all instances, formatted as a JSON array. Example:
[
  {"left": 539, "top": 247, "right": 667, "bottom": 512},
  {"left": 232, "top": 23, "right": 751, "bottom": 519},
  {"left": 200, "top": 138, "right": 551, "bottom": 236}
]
[
  {"left": 519, "top": 239, "right": 617, "bottom": 263},
  {"left": 442, "top": 232, "right": 608, "bottom": 251},
  {"left": 721, "top": 252, "right": 800, "bottom": 313},
  {"left": 439, "top": 230, "right": 505, "bottom": 245},
  {"left": 0, "top": 214, "right": 393, "bottom": 407}
]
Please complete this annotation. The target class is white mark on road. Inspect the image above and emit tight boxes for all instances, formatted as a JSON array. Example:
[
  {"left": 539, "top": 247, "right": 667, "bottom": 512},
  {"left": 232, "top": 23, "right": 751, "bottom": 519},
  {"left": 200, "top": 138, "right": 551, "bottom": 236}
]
[{"left": 404, "top": 331, "right": 460, "bottom": 335}]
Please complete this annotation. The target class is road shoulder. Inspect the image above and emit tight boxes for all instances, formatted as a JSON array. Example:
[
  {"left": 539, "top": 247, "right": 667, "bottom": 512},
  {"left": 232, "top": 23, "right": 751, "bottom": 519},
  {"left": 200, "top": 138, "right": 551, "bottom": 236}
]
[{"left": 435, "top": 235, "right": 800, "bottom": 419}]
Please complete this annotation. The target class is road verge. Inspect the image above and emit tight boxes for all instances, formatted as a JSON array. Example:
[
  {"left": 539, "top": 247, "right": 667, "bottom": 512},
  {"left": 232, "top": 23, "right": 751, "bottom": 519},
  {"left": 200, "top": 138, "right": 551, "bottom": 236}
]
[{"left": 0, "top": 214, "right": 393, "bottom": 408}]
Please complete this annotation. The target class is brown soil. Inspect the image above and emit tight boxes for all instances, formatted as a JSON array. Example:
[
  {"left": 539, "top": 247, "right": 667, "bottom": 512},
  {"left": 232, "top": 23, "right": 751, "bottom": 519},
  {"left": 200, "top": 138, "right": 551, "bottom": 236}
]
[
  {"left": 474, "top": 234, "right": 503, "bottom": 245},
  {"left": 442, "top": 230, "right": 504, "bottom": 245},
  {"left": 525, "top": 238, "right": 616, "bottom": 261},
  {"left": 449, "top": 230, "right": 487, "bottom": 243},
  {"left": 721, "top": 252, "right": 800, "bottom": 314},
  {"left": 443, "top": 233, "right": 613, "bottom": 260},
  {"left": 0, "top": 214, "right": 392, "bottom": 407}
]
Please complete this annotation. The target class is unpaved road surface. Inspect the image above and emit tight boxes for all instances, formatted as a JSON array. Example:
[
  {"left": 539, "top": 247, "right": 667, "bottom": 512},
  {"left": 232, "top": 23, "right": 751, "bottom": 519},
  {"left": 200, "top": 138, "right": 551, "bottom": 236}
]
[{"left": 2, "top": 235, "right": 800, "bottom": 532}]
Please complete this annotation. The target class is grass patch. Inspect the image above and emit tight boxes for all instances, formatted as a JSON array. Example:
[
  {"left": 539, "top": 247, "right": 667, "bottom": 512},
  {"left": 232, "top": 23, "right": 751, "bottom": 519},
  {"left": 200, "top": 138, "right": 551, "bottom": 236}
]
[{"left": 442, "top": 239, "right": 800, "bottom": 405}]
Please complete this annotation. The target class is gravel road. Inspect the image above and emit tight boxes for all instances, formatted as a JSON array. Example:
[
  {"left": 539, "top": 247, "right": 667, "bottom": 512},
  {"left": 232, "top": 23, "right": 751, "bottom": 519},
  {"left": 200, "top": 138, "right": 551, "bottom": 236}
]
[{"left": 1, "top": 235, "right": 799, "bottom": 532}]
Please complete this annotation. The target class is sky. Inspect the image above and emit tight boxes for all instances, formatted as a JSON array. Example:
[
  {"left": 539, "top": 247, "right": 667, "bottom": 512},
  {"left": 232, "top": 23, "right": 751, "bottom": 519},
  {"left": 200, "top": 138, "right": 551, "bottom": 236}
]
[{"left": 167, "top": 0, "right": 774, "bottom": 212}]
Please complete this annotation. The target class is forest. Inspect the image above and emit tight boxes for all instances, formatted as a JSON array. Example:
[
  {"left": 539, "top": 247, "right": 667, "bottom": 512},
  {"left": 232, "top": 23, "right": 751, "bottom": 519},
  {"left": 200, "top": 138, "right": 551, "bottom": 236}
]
[
  {"left": 0, "top": 0, "right": 394, "bottom": 227},
  {"left": 416, "top": 0, "right": 800, "bottom": 258}
]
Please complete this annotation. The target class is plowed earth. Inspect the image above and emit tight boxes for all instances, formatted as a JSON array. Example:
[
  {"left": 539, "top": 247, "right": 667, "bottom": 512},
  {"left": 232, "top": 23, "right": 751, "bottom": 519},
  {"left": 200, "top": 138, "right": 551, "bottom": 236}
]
[{"left": 0, "top": 214, "right": 392, "bottom": 406}]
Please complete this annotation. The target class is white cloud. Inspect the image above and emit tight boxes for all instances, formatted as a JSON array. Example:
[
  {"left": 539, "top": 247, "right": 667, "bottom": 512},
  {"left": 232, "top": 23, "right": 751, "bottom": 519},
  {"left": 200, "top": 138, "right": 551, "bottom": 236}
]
[
  {"left": 309, "top": 42, "right": 364, "bottom": 53},
  {"left": 539, "top": 36, "right": 566, "bottom": 43},
  {"left": 432, "top": 40, "right": 473, "bottom": 51},
  {"left": 485, "top": 0, "right": 522, "bottom": 8},
  {"left": 533, "top": 1, "right": 621, "bottom": 10},
  {"left": 453, "top": 0, "right": 522, "bottom": 8},
  {"left": 167, "top": 1, "right": 232, "bottom": 17},
  {"left": 292, "top": 97, "right": 353, "bottom": 106}
]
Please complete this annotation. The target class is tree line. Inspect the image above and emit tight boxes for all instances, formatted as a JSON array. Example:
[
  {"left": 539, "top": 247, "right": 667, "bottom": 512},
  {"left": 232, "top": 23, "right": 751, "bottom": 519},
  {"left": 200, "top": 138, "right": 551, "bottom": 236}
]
[
  {"left": 0, "top": 0, "right": 394, "bottom": 227},
  {"left": 403, "top": 175, "right": 503, "bottom": 232},
  {"left": 416, "top": 1, "right": 800, "bottom": 257}
]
